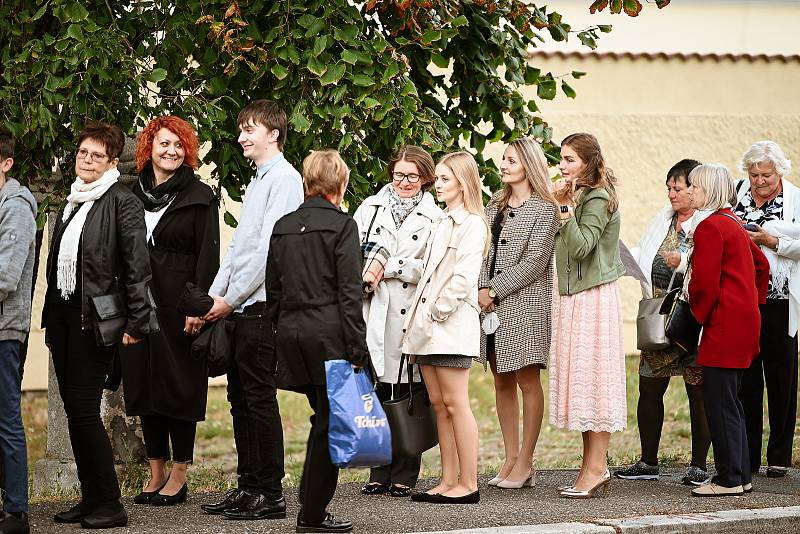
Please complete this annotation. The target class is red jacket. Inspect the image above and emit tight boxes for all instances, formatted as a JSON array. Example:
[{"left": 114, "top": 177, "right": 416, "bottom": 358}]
[{"left": 688, "top": 208, "right": 769, "bottom": 368}]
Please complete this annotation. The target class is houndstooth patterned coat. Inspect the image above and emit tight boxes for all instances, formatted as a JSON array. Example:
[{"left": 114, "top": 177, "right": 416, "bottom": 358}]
[{"left": 478, "top": 192, "right": 559, "bottom": 372}]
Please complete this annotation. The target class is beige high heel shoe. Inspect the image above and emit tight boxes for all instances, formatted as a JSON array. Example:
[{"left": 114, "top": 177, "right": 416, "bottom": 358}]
[
  {"left": 496, "top": 468, "right": 536, "bottom": 489},
  {"left": 560, "top": 470, "right": 610, "bottom": 499},
  {"left": 487, "top": 474, "right": 505, "bottom": 487}
]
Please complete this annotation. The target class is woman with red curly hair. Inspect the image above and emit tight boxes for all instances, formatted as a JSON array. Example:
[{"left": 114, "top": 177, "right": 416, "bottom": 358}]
[{"left": 120, "top": 115, "right": 220, "bottom": 506}]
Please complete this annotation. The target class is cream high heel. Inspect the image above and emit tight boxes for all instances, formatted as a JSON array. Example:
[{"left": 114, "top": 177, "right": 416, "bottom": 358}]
[
  {"left": 560, "top": 470, "right": 610, "bottom": 499},
  {"left": 487, "top": 474, "right": 505, "bottom": 487},
  {"left": 496, "top": 468, "right": 536, "bottom": 489}
]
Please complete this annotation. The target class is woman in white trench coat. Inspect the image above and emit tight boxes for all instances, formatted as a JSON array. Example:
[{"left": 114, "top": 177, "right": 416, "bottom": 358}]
[{"left": 353, "top": 145, "right": 442, "bottom": 497}]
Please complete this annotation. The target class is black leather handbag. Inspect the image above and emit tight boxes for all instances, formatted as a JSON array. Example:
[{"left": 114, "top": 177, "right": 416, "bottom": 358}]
[
  {"left": 660, "top": 288, "right": 701, "bottom": 354},
  {"left": 382, "top": 355, "right": 438, "bottom": 458},
  {"left": 90, "top": 289, "right": 160, "bottom": 347}
]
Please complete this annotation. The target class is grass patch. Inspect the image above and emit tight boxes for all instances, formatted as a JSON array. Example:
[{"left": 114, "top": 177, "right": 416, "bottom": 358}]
[{"left": 23, "top": 354, "right": 800, "bottom": 499}]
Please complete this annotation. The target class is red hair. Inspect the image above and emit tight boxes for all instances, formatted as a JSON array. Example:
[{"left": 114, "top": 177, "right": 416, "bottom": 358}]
[{"left": 135, "top": 115, "right": 200, "bottom": 172}]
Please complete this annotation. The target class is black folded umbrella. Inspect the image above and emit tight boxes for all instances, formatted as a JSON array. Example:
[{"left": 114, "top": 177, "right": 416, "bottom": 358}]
[{"left": 176, "top": 282, "right": 214, "bottom": 317}]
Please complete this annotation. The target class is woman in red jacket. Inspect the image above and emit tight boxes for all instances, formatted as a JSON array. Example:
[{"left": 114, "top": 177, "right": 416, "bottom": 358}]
[{"left": 687, "top": 164, "right": 769, "bottom": 497}]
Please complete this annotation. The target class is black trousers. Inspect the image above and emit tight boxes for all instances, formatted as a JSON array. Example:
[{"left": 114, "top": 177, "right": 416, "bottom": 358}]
[
  {"left": 227, "top": 305, "right": 284, "bottom": 498},
  {"left": 139, "top": 415, "right": 197, "bottom": 463},
  {"left": 368, "top": 382, "right": 424, "bottom": 487},
  {"left": 739, "top": 299, "right": 798, "bottom": 472},
  {"left": 297, "top": 386, "right": 338, "bottom": 524},
  {"left": 703, "top": 366, "right": 751, "bottom": 488},
  {"left": 48, "top": 303, "right": 121, "bottom": 508}
]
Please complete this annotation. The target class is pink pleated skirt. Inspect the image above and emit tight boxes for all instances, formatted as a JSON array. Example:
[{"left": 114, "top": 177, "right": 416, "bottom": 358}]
[{"left": 548, "top": 280, "right": 627, "bottom": 433}]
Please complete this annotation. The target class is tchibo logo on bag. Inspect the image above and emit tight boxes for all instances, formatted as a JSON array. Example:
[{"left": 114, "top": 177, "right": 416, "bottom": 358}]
[
  {"left": 361, "top": 393, "right": 374, "bottom": 413},
  {"left": 355, "top": 393, "right": 387, "bottom": 428}
]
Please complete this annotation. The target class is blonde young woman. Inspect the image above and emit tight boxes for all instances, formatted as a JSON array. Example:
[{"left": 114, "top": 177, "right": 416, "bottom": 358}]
[
  {"left": 477, "top": 137, "right": 559, "bottom": 489},
  {"left": 403, "top": 151, "right": 489, "bottom": 504},
  {"left": 550, "top": 133, "right": 627, "bottom": 499}
]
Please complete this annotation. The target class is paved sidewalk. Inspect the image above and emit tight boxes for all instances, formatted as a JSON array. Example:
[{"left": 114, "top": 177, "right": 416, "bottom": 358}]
[{"left": 29, "top": 468, "right": 800, "bottom": 533}]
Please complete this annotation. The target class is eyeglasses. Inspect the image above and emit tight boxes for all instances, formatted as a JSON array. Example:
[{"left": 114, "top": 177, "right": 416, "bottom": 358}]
[
  {"left": 392, "top": 172, "right": 421, "bottom": 184},
  {"left": 76, "top": 148, "right": 109, "bottom": 162}
]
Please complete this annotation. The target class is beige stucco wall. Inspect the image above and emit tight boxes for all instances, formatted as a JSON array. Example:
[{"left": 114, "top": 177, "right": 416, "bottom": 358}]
[{"left": 500, "top": 53, "right": 800, "bottom": 354}]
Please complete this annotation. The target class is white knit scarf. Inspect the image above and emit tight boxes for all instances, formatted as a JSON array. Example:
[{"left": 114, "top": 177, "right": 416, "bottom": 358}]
[{"left": 57, "top": 168, "right": 120, "bottom": 298}]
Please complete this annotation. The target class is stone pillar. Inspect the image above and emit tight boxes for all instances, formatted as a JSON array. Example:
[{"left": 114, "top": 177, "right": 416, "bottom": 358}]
[{"left": 33, "top": 137, "right": 147, "bottom": 495}]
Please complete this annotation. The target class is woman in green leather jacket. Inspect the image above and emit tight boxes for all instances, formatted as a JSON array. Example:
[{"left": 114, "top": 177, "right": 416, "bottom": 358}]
[{"left": 549, "top": 132, "right": 626, "bottom": 499}]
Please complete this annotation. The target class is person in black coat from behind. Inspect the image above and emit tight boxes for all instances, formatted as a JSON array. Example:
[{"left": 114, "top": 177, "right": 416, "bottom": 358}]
[
  {"left": 266, "top": 150, "right": 369, "bottom": 534},
  {"left": 120, "top": 116, "right": 220, "bottom": 506}
]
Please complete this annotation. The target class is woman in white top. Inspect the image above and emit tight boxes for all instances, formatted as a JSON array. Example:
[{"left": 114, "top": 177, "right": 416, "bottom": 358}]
[
  {"left": 354, "top": 145, "right": 442, "bottom": 497},
  {"left": 403, "top": 151, "right": 489, "bottom": 504},
  {"left": 733, "top": 140, "right": 800, "bottom": 478},
  {"left": 615, "top": 159, "right": 712, "bottom": 486}
]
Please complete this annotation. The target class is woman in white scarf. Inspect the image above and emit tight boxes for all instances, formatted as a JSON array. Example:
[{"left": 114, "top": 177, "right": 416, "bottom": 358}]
[
  {"left": 732, "top": 140, "right": 799, "bottom": 479},
  {"left": 353, "top": 145, "right": 441, "bottom": 497},
  {"left": 43, "top": 121, "right": 153, "bottom": 529}
]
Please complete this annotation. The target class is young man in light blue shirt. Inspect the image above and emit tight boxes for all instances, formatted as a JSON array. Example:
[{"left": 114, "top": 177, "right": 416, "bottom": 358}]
[{"left": 201, "top": 101, "right": 303, "bottom": 521}]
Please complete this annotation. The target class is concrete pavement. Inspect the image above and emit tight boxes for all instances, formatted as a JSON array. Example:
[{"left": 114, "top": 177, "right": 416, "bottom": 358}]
[{"left": 28, "top": 467, "right": 800, "bottom": 533}]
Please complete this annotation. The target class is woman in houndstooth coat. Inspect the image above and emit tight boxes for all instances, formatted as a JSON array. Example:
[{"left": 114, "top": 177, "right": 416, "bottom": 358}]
[{"left": 478, "top": 137, "right": 559, "bottom": 489}]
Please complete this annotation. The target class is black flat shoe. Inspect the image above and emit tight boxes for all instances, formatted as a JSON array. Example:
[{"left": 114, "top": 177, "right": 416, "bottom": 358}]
[
  {"left": 53, "top": 502, "right": 94, "bottom": 523},
  {"left": 389, "top": 484, "right": 412, "bottom": 497},
  {"left": 360, "top": 482, "right": 389, "bottom": 495},
  {"left": 133, "top": 482, "right": 168, "bottom": 504},
  {"left": 428, "top": 490, "right": 480, "bottom": 504},
  {"left": 410, "top": 491, "right": 439, "bottom": 503},
  {"left": 767, "top": 466, "right": 788, "bottom": 478},
  {"left": 80, "top": 508, "right": 128, "bottom": 529},
  {"left": 296, "top": 512, "right": 353, "bottom": 533},
  {"left": 150, "top": 483, "right": 188, "bottom": 506},
  {"left": 0, "top": 511, "right": 29, "bottom": 534},
  {"left": 222, "top": 493, "right": 286, "bottom": 520},
  {"left": 200, "top": 488, "right": 249, "bottom": 515}
]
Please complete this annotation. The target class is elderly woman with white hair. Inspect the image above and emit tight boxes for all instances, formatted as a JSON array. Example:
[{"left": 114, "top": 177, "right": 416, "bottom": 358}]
[
  {"left": 686, "top": 164, "right": 769, "bottom": 497},
  {"left": 732, "top": 141, "right": 799, "bottom": 479}
]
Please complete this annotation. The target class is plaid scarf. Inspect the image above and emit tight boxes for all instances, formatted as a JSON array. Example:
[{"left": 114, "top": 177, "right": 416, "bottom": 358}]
[{"left": 387, "top": 185, "right": 423, "bottom": 228}]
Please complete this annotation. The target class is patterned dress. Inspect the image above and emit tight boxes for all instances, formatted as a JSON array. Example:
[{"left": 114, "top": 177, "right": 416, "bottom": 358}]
[{"left": 639, "top": 219, "right": 702, "bottom": 385}]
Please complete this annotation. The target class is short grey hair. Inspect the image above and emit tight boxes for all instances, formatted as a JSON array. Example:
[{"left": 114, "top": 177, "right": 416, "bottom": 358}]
[
  {"left": 689, "top": 164, "right": 737, "bottom": 211},
  {"left": 740, "top": 140, "right": 792, "bottom": 177}
]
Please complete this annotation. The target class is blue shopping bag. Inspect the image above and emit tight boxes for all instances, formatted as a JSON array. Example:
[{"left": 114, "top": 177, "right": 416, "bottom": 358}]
[{"left": 325, "top": 359, "right": 392, "bottom": 468}]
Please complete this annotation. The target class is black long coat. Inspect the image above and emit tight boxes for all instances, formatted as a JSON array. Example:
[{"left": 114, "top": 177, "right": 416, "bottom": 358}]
[
  {"left": 266, "top": 197, "right": 369, "bottom": 390},
  {"left": 121, "top": 179, "right": 220, "bottom": 421}
]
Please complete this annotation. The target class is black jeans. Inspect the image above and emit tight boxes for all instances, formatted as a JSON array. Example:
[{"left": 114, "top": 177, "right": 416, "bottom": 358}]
[
  {"left": 703, "top": 366, "right": 751, "bottom": 488},
  {"left": 139, "top": 415, "right": 197, "bottom": 463},
  {"left": 48, "top": 303, "right": 121, "bottom": 508},
  {"left": 739, "top": 299, "right": 798, "bottom": 472},
  {"left": 297, "top": 386, "right": 338, "bottom": 524},
  {"left": 227, "top": 304, "right": 284, "bottom": 498},
  {"left": 369, "top": 382, "right": 424, "bottom": 487}
]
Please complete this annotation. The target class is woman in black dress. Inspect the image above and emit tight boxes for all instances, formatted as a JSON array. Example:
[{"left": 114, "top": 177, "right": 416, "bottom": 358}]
[{"left": 121, "top": 115, "right": 220, "bottom": 506}]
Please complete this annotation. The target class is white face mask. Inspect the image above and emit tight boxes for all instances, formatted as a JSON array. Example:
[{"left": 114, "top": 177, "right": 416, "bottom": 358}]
[{"left": 482, "top": 311, "right": 500, "bottom": 335}]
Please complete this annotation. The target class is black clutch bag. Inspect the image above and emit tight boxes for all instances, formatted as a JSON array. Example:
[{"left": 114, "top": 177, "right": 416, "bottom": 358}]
[
  {"left": 382, "top": 356, "right": 438, "bottom": 458},
  {"left": 91, "top": 289, "right": 160, "bottom": 347},
  {"left": 660, "top": 288, "right": 701, "bottom": 354},
  {"left": 191, "top": 318, "right": 234, "bottom": 378}
]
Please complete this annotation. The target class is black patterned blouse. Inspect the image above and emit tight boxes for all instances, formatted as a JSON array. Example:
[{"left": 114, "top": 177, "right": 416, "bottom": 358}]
[{"left": 733, "top": 188, "right": 788, "bottom": 299}]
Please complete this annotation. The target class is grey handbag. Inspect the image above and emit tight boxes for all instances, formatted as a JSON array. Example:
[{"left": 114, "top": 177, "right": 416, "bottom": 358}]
[{"left": 636, "top": 260, "right": 681, "bottom": 351}]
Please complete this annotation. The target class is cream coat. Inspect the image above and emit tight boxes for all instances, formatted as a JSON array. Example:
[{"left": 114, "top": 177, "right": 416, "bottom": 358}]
[
  {"left": 402, "top": 206, "right": 488, "bottom": 358},
  {"left": 354, "top": 185, "right": 441, "bottom": 382}
]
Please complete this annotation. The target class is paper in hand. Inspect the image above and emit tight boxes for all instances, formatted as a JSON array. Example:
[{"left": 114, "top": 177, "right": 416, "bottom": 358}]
[{"left": 618, "top": 240, "right": 648, "bottom": 284}]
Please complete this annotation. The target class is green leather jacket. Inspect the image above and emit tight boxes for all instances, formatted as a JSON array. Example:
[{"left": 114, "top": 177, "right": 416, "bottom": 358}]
[{"left": 555, "top": 186, "right": 625, "bottom": 295}]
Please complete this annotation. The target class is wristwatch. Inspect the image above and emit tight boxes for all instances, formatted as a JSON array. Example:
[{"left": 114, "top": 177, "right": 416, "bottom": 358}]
[{"left": 487, "top": 287, "right": 497, "bottom": 299}]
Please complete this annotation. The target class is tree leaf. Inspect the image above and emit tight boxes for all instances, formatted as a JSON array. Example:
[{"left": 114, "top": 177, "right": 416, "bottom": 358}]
[
  {"left": 271, "top": 63, "right": 289, "bottom": 80},
  {"left": 341, "top": 49, "right": 358, "bottom": 65},
  {"left": 149, "top": 68, "right": 168, "bottom": 82},
  {"left": 224, "top": 211, "right": 238, "bottom": 228},
  {"left": 319, "top": 62, "right": 345, "bottom": 85},
  {"left": 537, "top": 78, "right": 556, "bottom": 100},
  {"left": 571, "top": 70, "right": 587, "bottom": 79},
  {"left": 313, "top": 35, "right": 328, "bottom": 57},
  {"left": 561, "top": 80, "right": 576, "bottom": 99}
]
